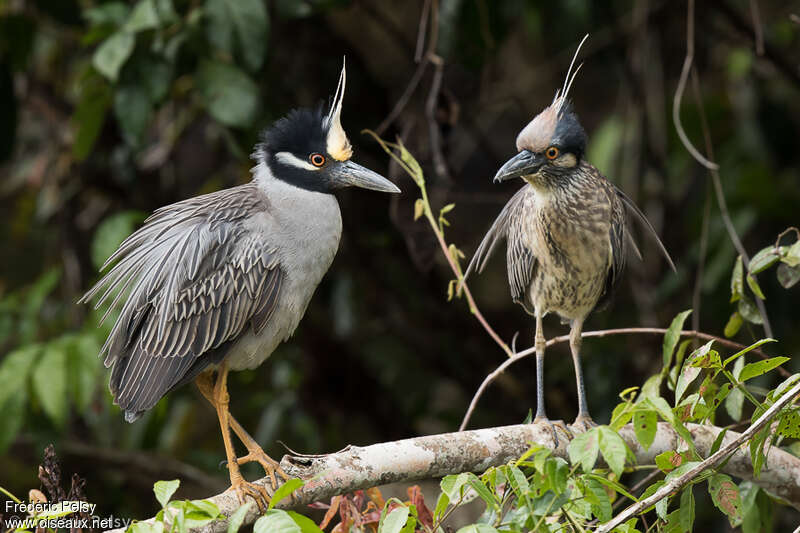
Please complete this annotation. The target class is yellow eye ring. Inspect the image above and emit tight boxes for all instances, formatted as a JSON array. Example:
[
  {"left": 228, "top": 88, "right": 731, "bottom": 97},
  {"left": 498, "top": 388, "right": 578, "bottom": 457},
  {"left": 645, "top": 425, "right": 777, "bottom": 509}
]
[
  {"left": 545, "top": 146, "right": 559, "bottom": 160},
  {"left": 310, "top": 153, "right": 326, "bottom": 167}
]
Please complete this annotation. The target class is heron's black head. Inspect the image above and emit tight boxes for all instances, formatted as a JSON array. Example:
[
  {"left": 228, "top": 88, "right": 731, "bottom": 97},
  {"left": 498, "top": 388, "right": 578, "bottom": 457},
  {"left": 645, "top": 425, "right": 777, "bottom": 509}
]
[{"left": 255, "top": 63, "right": 399, "bottom": 195}]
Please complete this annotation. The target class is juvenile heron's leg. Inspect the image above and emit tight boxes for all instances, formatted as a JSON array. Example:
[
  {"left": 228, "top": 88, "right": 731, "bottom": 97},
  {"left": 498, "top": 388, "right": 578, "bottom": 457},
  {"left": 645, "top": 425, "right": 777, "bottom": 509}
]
[
  {"left": 569, "top": 318, "right": 596, "bottom": 431},
  {"left": 533, "top": 312, "right": 548, "bottom": 422},
  {"left": 196, "top": 367, "right": 272, "bottom": 511},
  {"left": 532, "top": 313, "right": 565, "bottom": 445}
]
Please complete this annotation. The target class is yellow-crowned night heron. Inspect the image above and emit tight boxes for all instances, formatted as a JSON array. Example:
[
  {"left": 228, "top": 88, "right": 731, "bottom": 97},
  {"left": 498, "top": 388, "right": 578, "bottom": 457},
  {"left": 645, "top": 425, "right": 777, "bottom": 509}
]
[
  {"left": 80, "top": 62, "right": 399, "bottom": 506},
  {"left": 466, "top": 37, "right": 674, "bottom": 433}
]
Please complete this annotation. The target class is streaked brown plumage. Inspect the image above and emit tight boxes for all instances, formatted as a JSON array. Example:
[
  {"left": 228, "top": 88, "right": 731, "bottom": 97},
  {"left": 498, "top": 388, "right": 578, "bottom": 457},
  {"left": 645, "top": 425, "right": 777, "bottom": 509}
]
[{"left": 467, "top": 36, "right": 674, "bottom": 432}]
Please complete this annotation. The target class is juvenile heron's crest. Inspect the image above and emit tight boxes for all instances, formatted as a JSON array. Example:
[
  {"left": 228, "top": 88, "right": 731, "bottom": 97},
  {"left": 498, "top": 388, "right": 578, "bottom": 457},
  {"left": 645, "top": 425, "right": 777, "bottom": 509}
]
[
  {"left": 516, "top": 34, "right": 589, "bottom": 153},
  {"left": 324, "top": 59, "right": 353, "bottom": 161}
]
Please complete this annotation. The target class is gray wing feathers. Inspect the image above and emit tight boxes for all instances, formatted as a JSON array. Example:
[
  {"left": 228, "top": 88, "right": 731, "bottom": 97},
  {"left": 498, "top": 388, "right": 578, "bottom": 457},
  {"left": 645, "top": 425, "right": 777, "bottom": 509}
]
[
  {"left": 81, "top": 183, "right": 283, "bottom": 417},
  {"left": 614, "top": 187, "right": 676, "bottom": 272},
  {"left": 465, "top": 185, "right": 537, "bottom": 305},
  {"left": 465, "top": 186, "right": 530, "bottom": 279}
]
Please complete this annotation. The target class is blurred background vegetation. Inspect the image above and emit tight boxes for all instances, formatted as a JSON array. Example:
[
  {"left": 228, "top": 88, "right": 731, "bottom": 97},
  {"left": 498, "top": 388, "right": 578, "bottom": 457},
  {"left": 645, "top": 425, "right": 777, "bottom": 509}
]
[{"left": 1, "top": 0, "right": 799, "bottom": 528}]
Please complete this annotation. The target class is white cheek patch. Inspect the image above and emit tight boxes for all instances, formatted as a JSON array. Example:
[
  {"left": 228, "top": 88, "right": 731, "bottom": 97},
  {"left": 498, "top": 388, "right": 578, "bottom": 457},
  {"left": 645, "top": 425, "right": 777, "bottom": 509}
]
[{"left": 276, "top": 151, "right": 319, "bottom": 171}]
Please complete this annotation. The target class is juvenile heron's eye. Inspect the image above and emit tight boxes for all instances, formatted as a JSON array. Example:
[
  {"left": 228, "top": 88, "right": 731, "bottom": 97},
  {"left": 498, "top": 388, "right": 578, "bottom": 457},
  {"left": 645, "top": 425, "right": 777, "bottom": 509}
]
[
  {"left": 310, "top": 153, "right": 326, "bottom": 167},
  {"left": 545, "top": 146, "right": 559, "bottom": 160}
]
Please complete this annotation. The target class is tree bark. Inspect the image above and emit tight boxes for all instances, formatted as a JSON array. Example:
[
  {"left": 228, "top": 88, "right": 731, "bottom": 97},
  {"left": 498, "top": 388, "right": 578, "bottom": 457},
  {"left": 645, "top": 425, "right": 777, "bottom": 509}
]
[{"left": 108, "top": 421, "right": 800, "bottom": 533}]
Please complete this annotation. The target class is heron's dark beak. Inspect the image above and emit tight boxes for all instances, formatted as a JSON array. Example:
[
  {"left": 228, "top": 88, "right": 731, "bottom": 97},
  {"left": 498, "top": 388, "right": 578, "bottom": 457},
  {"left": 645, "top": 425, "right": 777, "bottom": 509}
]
[
  {"left": 334, "top": 160, "right": 401, "bottom": 193},
  {"left": 493, "top": 150, "right": 543, "bottom": 183}
]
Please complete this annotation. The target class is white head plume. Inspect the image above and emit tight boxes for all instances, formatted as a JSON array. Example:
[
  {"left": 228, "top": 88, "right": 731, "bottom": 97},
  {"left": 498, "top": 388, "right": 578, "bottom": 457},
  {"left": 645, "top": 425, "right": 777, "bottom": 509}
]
[
  {"left": 325, "top": 58, "right": 353, "bottom": 161},
  {"left": 516, "top": 34, "right": 589, "bottom": 152}
]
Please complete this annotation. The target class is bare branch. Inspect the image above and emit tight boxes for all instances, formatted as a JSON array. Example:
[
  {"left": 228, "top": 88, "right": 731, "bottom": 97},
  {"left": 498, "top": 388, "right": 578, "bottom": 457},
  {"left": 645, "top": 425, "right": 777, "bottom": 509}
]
[
  {"left": 458, "top": 327, "right": 788, "bottom": 432},
  {"left": 113, "top": 420, "right": 800, "bottom": 533}
]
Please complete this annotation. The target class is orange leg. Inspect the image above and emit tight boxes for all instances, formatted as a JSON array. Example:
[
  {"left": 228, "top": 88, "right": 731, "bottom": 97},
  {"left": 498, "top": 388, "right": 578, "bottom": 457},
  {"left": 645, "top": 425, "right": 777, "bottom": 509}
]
[{"left": 196, "top": 367, "right": 271, "bottom": 511}]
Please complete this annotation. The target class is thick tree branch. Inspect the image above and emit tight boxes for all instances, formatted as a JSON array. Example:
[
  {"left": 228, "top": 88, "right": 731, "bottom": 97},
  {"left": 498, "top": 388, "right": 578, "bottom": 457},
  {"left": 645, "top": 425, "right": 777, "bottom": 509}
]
[{"left": 111, "top": 421, "right": 800, "bottom": 533}]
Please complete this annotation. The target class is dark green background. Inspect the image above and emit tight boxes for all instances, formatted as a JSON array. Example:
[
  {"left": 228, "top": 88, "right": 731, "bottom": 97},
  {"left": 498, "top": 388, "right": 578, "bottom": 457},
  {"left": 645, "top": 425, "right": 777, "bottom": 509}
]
[{"left": 1, "top": 0, "right": 799, "bottom": 529}]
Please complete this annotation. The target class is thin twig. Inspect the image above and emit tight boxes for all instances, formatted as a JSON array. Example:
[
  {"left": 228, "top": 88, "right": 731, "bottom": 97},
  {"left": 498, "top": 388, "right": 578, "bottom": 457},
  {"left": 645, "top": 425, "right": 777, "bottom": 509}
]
[
  {"left": 688, "top": 66, "right": 773, "bottom": 336},
  {"left": 425, "top": 53, "right": 450, "bottom": 182},
  {"left": 748, "top": 0, "right": 765, "bottom": 55},
  {"left": 691, "top": 182, "right": 712, "bottom": 348},
  {"left": 375, "top": 60, "right": 429, "bottom": 135},
  {"left": 458, "top": 327, "right": 787, "bottom": 431},
  {"left": 598, "top": 379, "right": 800, "bottom": 531},
  {"left": 672, "top": 0, "right": 719, "bottom": 170},
  {"left": 414, "top": 0, "right": 432, "bottom": 62},
  {"left": 611, "top": 469, "right": 663, "bottom": 512}
]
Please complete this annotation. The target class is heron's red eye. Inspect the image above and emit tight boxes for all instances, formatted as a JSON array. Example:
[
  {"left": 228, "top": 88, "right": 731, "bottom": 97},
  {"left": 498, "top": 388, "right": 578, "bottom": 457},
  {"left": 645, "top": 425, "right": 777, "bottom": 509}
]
[
  {"left": 310, "top": 153, "right": 326, "bottom": 167},
  {"left": 545, "top": 146, "right": 559, "bottom": 160}
]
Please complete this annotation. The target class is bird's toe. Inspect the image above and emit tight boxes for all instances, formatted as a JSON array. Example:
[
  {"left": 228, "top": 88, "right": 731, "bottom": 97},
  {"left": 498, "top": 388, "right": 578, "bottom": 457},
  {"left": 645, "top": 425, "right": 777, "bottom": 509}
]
[
  {"left": 569, "top": 415, "right": 598, "bottom": 433},
  {"left": 532, "top": 417, "right": 572, "bottom": 447}
]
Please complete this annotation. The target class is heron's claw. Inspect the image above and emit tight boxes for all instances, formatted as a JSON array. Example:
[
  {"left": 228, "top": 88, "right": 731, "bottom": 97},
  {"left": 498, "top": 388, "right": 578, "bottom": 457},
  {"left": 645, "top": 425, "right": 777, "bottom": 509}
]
[
  {"left": 569, "top": 415, "right": 597, "bottom": 433},
  {"left": 228, "top": 474, "right": 272, "bottom": 513},
  {"left": 533, "top": 417, "right": 572, "bottom": 447}
]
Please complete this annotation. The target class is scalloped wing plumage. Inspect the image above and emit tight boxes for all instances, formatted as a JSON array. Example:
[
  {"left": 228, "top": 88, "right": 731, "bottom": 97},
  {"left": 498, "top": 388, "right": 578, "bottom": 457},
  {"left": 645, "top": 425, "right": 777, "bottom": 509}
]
[{"left": 81, "top": 183, "right": 284, "bottom": 419}]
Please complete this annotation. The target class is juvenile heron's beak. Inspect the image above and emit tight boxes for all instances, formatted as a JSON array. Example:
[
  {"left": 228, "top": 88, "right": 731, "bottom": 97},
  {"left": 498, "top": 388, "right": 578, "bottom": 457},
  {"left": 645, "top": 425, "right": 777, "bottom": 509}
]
[
  {"left": 334, "top": 160, "right": 401, "bottom": 193},
  {"left": 494, "top": 150, "right": 543, "bottom": 183}
]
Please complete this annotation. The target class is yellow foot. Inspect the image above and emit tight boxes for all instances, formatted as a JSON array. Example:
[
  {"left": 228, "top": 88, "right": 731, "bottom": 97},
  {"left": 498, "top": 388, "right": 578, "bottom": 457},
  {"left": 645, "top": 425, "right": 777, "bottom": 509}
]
[
  {"left": 569, "top": 415, "right": 597, "bottom": 433},
  {"left": 533, "top": 417, "right": 571, "bottom": 447},
  {"left": 236, "top": 448, "right": 290, "bottom": 491},
  {"left": 229, "top": 476, "right": 272, "bottom": 513}
]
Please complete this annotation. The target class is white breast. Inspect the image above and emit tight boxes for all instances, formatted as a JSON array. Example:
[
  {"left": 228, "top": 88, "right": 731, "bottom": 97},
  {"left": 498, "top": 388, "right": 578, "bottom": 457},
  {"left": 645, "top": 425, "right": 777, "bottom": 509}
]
[{"left": 225, "top": 165, "right": 342, "bottom": 370}]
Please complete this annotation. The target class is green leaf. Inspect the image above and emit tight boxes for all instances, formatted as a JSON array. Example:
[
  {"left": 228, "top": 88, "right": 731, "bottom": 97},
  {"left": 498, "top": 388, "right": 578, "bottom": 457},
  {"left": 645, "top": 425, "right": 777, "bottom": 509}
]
[
  {"left": 66, "top": 334, "right": 101, "bottom": 413},
  {"left": 285, "top": 511, "right": 323, "bottom": 533},
  {"left": 675, "top": 341, "right": 713, "bottom": 404},
  {"left": 777, "top": 409, "right": 800, "bottom": 438},
  {"left": 72, "top": 73, "right": 112, "bottom": 161},
  {"left": 254, "top": 510, "right": 300, "bottom": 533},
  {"left": 413, "top": 199, "right": 424, "bottom": 221},
  {"left": 454, "top": 525, "right": 498, "bottom": 533},
  {"left": 724, "top": 311, "right": 743, "bottom": 338},
  {"left": 93, "top": 31, "right": 135, "bottom": 81},
  {"left": 226, "top": 502, "right": 252, "bottom": 533},
  {"left": 397, "top": 141, "right": 424, "bottom": 186},
  {"left": 677, "top": 486, "right": 695, "bottom": 532},
  {"left": 749, "top": 247, "right": 779, "bottom": 274},
  {"left": 725, "top": 357, "right": 745, "bottom": 421},
  {"left": 379, "top": 506, "right": 409, "bottom": 533},
  {"left": 124, "top": 0, "right": 160, "bottom": 32},
  {"left": 114, "top": 82, "right": 152, "bottom": 146},
  {"left": 568, "top": 427, "right": 599, "bottom": 473},
  {"left": 738, "top": 295, "right": 763, "bottom": 325},
  {"left": 0, "top": 344, "right": 39, "bottom": 407},
  {"left": 31, "top": 343, "right": 68, "bottom": 427},
  {"left": 777, "top": 263, "right": 800, "bottom": 288},
  {"left": 91, "top": 211, "right": 145, "bottom": 270},
  {"left": 645, "top": 396, "right": 696, "bottom": 454},
  {"left": 782, "top": 240, "right": 800, "bottom": 267},
  {"left": 268, "top": 478, "right": 304, "bottom": 510},
  {"left": 739, "top": 357, "right": 790, "bottom": 383},
  {"left": 466, "top": 474, "right": 498, "bottom": 511},
  {"left": 638, "top": 374, "right": 662, "bottom": 401},
  {"left": 0, "top": 386, "right": 27, "bottom": 454},
  {"left": 440, "top": 472, "right": 471, "bottom": 501},
  {"left": 722, "top": 338, "right": 776, "bottom": 368},
  {"left": 709, "top": 473, "right": 742, "bottom": 525},
  {"left": 663, "top": 310, "right": 691, "bottom": 369},
  {"left": 730, "top": 255, "right": 744, "bottom": 302},
  {"left": 196, "top": 60, "right": 259, "bottom": 127},
  {"left": 746, "top": 274, "right": 765, "bottom": 300},
  {"left": 154, "top": 479, "right": 180, "bottom": 508},
  {"left": 597, "top": 426, "right": 628, "bottom": 478},
  {"left": 205, "top": 0, "right": 269, "bottom": 72},
  {"left": 633, "top": 410, "right": 657, "bottom": 450},
  {"left": 584, "top": 477, "right": 612, "bottom": 522},
  {"left": 655, "top": 450, "right": 689, "bottom": 473},
  {"left": 710, "top": 428, "right": 728, "bottom": 455},
  {"left": 84, "top": 2, "right": 131, "bottom": 27}
]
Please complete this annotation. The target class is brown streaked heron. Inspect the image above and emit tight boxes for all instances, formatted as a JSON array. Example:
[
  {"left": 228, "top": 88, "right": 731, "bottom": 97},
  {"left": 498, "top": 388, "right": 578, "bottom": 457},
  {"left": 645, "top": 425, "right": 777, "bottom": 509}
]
[{"left": 466, "top": 36, "right": 674, "bottom": 434}]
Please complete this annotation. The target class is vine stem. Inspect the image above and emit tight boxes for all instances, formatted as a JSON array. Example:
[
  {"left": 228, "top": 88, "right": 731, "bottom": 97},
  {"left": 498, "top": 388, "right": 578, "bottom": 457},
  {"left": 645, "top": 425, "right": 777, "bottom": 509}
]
[
  {"left": 458, "top": 327, "right": 787, "bottom": 431},
  {"left": 598, "top": 378, "right": 800, "bottom": 531}
]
